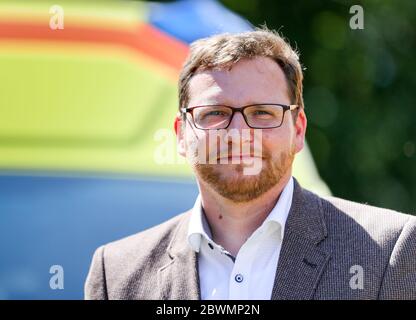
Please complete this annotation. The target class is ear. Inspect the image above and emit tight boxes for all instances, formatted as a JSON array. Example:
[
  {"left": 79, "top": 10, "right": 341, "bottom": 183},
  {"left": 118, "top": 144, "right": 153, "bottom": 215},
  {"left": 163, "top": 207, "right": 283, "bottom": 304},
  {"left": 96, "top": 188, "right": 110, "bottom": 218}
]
[
  {"left": 174, "top": 115, "right": 180, "bottom": 135},
  {"left": 294, "top": 108, "right": 307, "bottom": 154},
  {"left": 174, "top": 113, "right": 187, "bottom": 158}
]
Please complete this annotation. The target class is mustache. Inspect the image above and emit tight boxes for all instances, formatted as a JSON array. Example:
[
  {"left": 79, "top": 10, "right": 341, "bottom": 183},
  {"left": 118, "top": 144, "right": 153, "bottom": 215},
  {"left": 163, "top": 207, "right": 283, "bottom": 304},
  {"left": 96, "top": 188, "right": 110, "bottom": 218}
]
[
  {"left": 215, "top": 150, "right": 265, "bottom": 160},
  {"left": 206, "top": 145, "right": 269, "bottom": 160}
]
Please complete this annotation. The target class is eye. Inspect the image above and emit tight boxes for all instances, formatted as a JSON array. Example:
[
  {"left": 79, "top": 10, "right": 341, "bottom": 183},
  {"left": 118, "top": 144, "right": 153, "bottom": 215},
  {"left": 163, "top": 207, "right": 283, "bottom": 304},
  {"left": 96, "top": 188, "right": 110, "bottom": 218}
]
[
  {"left": 207, "top": 110, "right": 226, "bottom": 116},
  {"left": 253, "top": 110, "right": 272, "bottom": 115},
  {"left": 203, "top": 110, "right": 229, "bottom": 118}
]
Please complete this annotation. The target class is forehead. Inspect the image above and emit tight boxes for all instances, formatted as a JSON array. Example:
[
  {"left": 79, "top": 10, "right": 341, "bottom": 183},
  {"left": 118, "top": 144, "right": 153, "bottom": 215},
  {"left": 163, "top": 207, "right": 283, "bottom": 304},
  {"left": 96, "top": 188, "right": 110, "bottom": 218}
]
[{"left": 187, "top": 56, "right": 290, "bottom": 106}]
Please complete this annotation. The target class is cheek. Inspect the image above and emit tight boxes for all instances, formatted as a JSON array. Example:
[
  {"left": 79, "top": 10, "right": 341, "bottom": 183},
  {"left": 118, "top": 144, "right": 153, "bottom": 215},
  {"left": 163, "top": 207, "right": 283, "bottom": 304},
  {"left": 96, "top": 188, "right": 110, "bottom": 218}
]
[
  {"left": 261, "top": 129, "right": 292, "bottom": 152},
  {"left": 184, "top": 128, "right": 209, "bottom": 157}
]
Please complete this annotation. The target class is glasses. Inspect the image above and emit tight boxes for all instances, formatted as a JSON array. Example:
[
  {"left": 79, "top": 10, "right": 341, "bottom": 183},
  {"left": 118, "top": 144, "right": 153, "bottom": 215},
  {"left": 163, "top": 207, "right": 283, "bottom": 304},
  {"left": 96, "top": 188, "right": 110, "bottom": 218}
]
[{"left": 180, "top": 104, "right": 299, "bottom": 130}]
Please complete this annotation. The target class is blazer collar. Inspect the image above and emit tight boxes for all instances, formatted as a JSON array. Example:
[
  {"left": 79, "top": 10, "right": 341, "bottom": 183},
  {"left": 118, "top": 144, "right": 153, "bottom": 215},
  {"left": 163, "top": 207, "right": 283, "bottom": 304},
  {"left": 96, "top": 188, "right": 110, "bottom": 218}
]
[
  {"left": 284, "top": 177, "right": 328, "bottom": 245},
  {"left": 270, "top": 178, "right": 331, "bottom": 299},
  {"left": 159, "top": 210, "right": 201, "bottom": 299}
]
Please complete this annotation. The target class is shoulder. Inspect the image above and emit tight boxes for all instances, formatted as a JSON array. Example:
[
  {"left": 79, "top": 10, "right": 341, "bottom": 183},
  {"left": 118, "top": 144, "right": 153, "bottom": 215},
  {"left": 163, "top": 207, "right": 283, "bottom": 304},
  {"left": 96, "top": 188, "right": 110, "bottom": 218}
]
[
  {"left": 85, "top": 210, "right": 191, "bottom": 299},
  {"left": 321, "top": 194, "right": 413, "bottom": 226},
  {"left": 319, "top": 193, "right": 415, "bottom": 246},
  {"left": 318, "top": 193, "right": 416, "bottom": 298},
  {"left": 103, "top": 210, "right": 190, "bottom": 262}
]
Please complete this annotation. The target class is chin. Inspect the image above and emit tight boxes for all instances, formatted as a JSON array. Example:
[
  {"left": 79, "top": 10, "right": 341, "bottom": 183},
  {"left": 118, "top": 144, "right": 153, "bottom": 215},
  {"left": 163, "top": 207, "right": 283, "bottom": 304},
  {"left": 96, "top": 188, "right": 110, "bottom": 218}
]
[{"left": 218, "top": 163, "right": 257, "bottom": 175}]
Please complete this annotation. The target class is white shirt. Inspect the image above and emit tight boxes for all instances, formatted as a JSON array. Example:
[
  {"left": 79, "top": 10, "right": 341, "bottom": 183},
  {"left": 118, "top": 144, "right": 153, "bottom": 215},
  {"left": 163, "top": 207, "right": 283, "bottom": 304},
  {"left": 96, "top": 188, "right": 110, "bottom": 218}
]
[{"left": 187, "top": 176, "right": 294, "bottom": 300}]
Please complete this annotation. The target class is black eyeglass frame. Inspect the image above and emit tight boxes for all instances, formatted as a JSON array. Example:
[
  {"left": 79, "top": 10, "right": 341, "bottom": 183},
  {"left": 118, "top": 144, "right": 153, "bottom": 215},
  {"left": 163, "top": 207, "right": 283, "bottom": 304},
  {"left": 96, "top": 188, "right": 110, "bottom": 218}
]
[{"left": 180, "top": 103, "right": 299, "bottom": 130}]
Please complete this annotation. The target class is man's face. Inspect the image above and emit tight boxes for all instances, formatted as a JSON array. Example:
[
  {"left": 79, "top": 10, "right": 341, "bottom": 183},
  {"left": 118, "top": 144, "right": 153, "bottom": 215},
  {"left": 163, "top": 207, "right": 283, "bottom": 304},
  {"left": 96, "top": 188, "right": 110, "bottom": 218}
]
[{"left": 177, "top": 56, "right": 307, "bottom": 203}]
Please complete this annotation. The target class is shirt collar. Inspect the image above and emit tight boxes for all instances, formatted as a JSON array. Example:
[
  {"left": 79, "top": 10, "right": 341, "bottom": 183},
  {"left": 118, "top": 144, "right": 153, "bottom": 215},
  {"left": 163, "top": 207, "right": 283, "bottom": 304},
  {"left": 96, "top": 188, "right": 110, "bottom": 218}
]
[
  {"left": 187, "top": 176, "right": 294, "bottom": 253},
  {"left": 187, "top": 193, "right": 213, "bottom": 252}
]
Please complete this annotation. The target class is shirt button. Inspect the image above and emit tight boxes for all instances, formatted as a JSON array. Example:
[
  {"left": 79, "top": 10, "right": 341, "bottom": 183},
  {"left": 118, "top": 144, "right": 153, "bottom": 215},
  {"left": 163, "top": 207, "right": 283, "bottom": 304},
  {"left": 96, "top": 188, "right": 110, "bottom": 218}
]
[{"left": 234, "top": 274, "right": 244, "bottom": 283}]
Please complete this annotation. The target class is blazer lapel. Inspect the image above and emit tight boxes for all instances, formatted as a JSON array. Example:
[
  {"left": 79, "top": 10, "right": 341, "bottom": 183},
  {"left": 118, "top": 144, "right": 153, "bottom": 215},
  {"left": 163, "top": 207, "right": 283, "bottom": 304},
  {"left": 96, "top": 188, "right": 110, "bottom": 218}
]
[
  {"left": 157, "top": 211, "right": 201, "bottom": 300},
  {"left": 271, "top": 178, "right": 331, "bottom": 300}
]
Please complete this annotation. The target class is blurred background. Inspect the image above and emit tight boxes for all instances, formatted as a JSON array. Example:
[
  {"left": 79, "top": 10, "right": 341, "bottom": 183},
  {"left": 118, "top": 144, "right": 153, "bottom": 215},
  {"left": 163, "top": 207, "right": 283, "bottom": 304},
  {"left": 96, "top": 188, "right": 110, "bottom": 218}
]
[{"left": 0, "top": 0, "right": 414, "bottom": 299}]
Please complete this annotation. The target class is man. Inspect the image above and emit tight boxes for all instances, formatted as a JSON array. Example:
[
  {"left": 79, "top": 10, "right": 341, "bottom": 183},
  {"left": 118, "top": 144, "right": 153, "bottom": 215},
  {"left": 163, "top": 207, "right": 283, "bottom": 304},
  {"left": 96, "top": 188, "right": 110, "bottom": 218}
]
[{"left": 85, "top": 29, "right": 416, "bottom": 300}]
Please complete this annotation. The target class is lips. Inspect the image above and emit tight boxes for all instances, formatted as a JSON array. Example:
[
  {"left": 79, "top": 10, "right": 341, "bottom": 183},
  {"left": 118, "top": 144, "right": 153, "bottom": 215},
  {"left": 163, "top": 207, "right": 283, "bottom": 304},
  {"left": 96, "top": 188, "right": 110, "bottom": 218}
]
[{"left": 217, "top": 154, "right": 263, "bottom": 161}]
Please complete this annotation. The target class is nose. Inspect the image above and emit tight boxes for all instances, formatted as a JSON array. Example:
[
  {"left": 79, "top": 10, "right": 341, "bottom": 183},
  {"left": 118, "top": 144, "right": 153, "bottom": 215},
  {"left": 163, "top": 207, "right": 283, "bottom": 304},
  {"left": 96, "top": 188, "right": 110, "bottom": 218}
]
[
  {"left": 225, "top": 110, "right": 255, "bottom": 146},
  {"left": 228, "top": 110, "right": 249, "bottom": 130}
]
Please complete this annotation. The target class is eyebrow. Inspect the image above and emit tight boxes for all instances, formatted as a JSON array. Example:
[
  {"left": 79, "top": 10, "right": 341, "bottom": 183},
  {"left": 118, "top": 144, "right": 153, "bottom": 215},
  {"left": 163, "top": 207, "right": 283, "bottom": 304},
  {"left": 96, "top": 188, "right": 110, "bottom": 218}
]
[{"left": 193, "top": 101, "right": 276, "bottom": 107}]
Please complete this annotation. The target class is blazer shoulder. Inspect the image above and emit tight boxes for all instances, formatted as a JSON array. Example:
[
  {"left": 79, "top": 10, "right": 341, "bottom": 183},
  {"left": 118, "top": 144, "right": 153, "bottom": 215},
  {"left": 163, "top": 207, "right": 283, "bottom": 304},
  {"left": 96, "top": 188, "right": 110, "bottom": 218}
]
[
  {"left": 104, "top": 210, "right": 191, "bottom": 258},
  {"left": 85, "top": 210, "right": 191, "bottom": 299},
  {"left": 320, "top": 194, "right": 414, "bottom": 244},
  {"left": 321, "top": 194, "right": 412, "bottom": 220}
]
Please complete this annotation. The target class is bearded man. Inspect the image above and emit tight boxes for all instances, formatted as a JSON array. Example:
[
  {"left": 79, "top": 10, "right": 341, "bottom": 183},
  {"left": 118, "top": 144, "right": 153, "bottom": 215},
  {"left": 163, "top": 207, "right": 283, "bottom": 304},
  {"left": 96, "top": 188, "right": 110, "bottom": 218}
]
[{"left": 85, "top": 29, "right": 416, "bottom": 300}]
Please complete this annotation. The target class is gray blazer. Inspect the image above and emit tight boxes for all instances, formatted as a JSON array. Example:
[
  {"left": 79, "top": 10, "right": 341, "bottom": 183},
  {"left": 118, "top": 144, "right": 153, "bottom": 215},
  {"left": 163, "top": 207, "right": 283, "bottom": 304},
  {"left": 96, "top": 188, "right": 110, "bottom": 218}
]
[{"left": 85, "top": 178, "right": 416, "bottom": 300}]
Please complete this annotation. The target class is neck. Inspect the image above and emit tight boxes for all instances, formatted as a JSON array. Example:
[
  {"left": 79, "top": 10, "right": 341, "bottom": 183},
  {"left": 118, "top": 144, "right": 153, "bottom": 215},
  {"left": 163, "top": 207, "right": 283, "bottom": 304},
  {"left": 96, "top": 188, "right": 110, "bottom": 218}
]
[{"left": 198, "top": 173, "right": 291, "bottom": 257}]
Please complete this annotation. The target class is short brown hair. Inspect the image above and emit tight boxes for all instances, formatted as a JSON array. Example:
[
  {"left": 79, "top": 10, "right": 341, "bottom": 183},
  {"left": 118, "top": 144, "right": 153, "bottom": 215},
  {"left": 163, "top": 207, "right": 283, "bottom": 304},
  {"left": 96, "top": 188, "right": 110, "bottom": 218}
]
[{"left": 178, "top": 27, "right": 304, "bottom": 116}]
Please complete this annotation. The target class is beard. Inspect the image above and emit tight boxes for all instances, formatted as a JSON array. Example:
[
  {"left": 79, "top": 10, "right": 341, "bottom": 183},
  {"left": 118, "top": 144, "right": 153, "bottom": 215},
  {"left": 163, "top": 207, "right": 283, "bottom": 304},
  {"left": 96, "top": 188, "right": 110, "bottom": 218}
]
[{"left": 193, "top": 144, "right": 296, "bottom": 203}]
